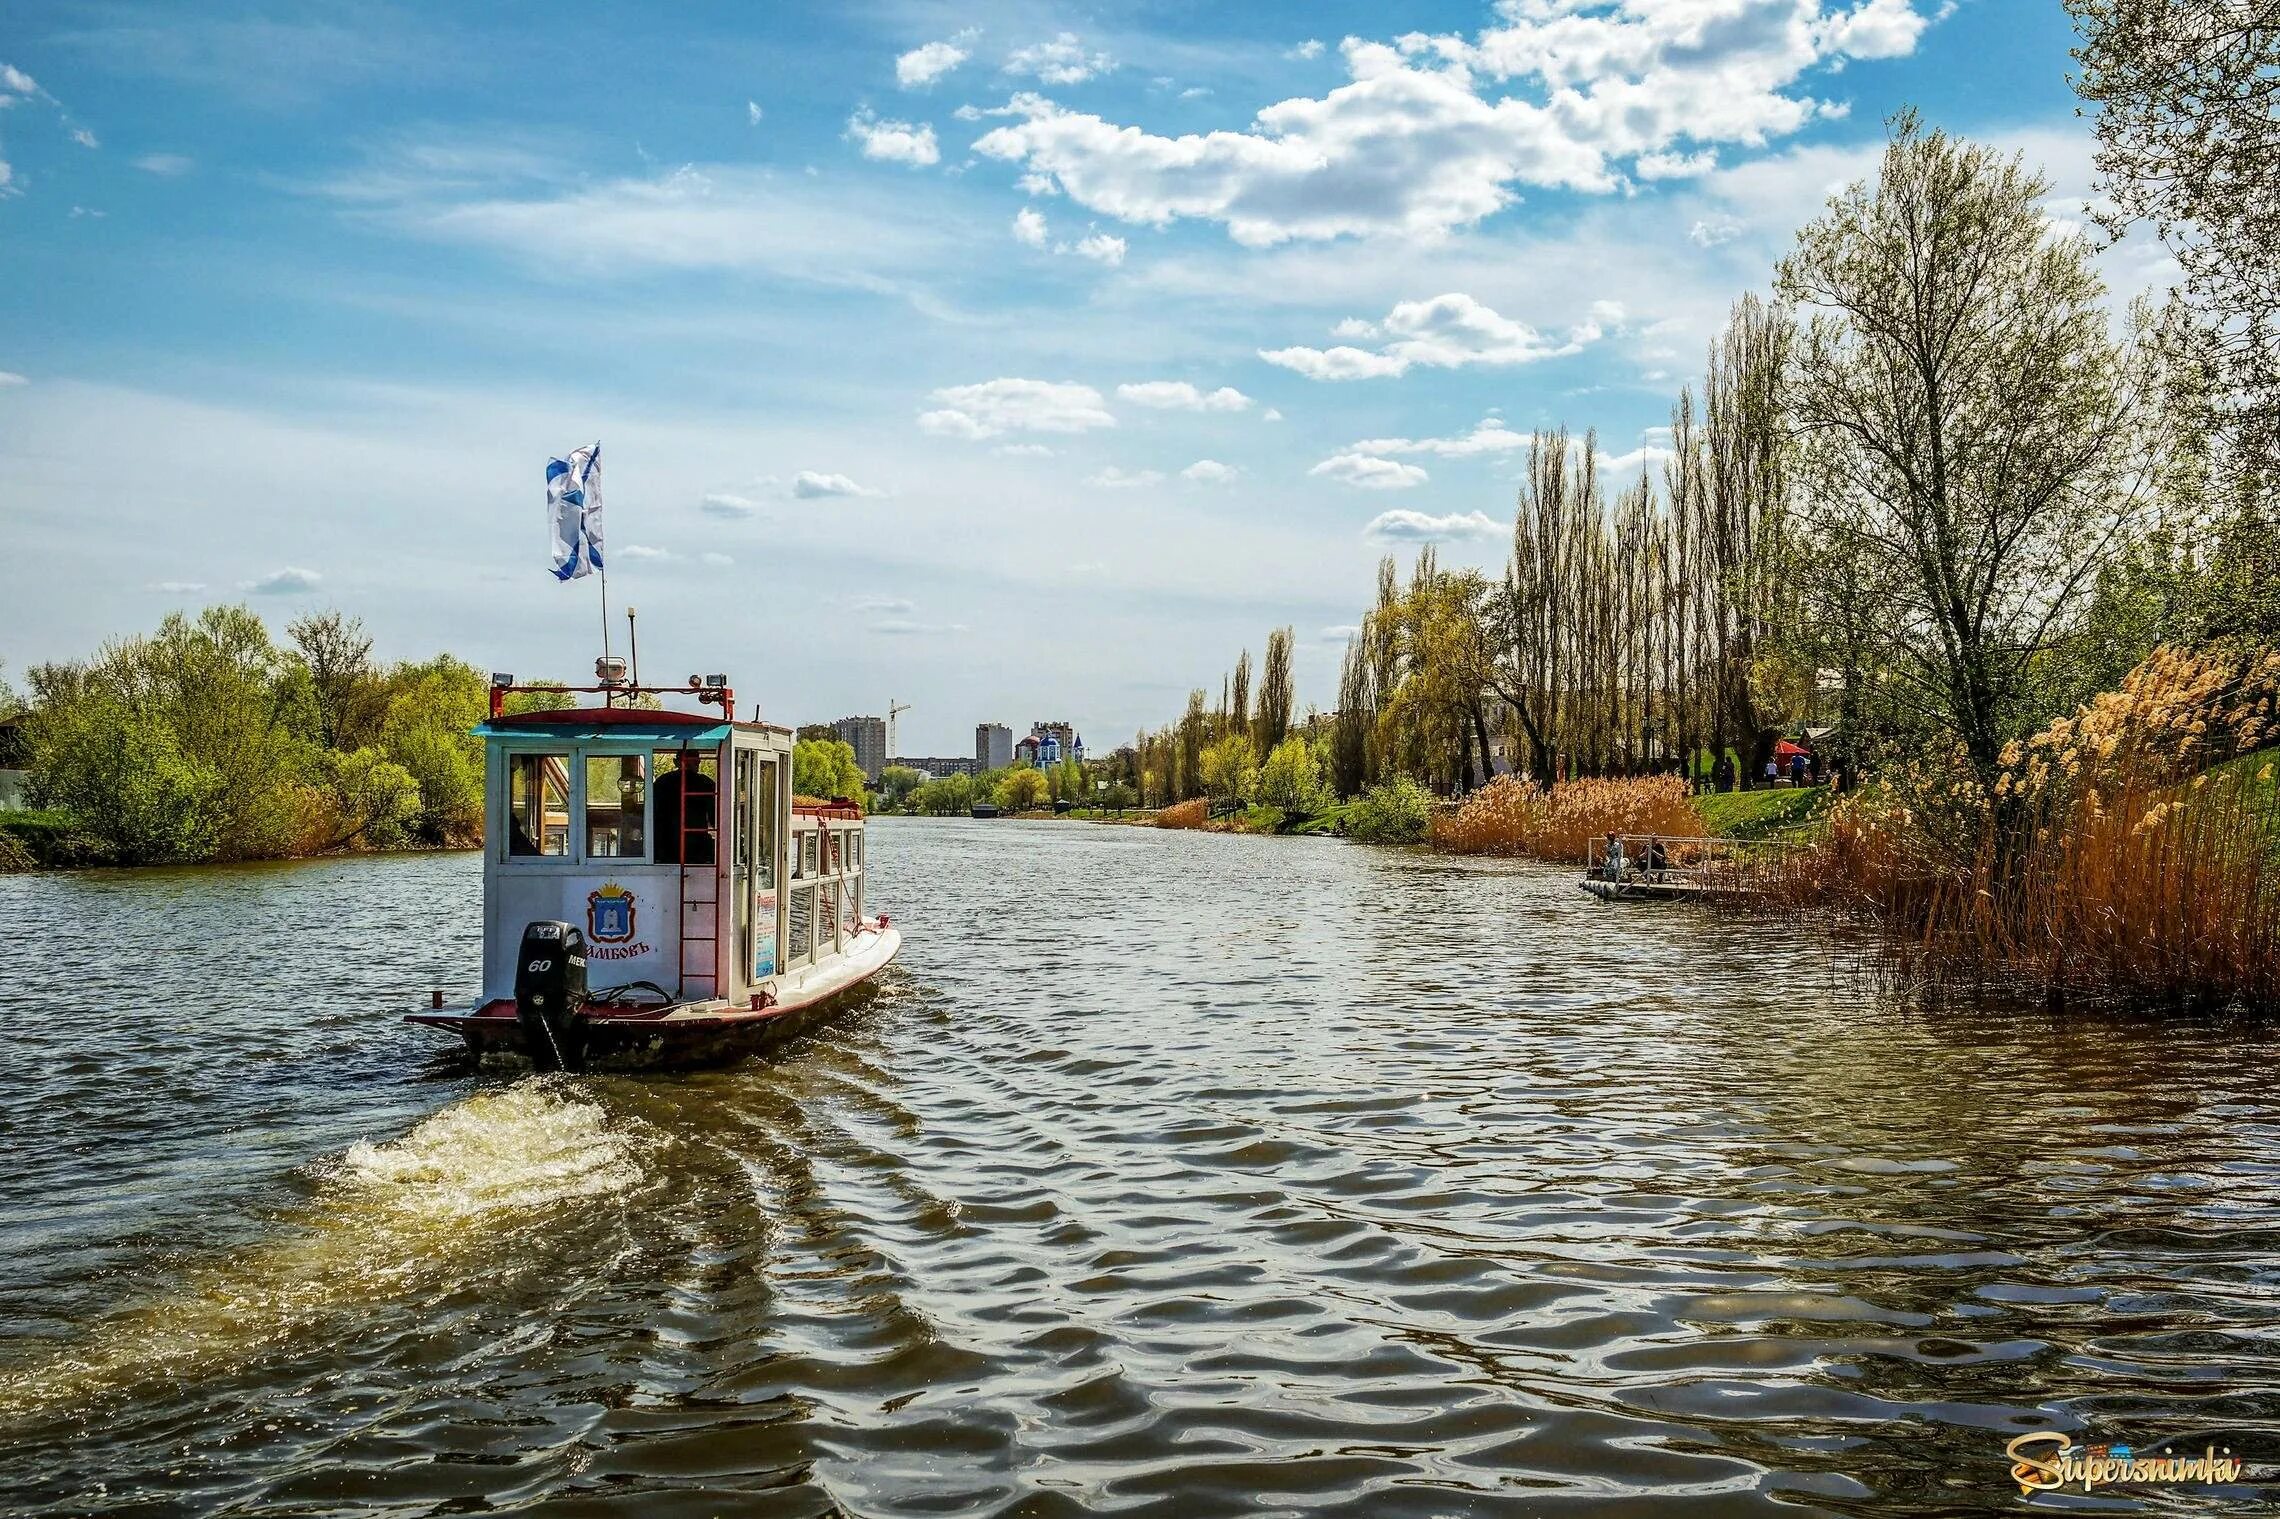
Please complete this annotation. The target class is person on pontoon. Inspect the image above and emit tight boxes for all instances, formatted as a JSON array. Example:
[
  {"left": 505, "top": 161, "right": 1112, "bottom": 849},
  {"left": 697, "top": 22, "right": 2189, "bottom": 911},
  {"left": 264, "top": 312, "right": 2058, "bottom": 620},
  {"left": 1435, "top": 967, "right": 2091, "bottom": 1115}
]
[{"left": 1603, "top": 832, "right": 1627, "bottom": 880}]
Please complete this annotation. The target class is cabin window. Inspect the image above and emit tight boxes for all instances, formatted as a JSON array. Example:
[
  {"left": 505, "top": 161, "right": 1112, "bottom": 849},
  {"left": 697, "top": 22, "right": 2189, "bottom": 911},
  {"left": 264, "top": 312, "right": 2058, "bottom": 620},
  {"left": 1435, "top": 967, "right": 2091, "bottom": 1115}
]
[
  {"left": 754, "top": 759, "right": 779, "bottom": 889},
  {"left": 800, "top": 829, "right": 819, "bottom": 878},
  {"left": 585, "top": 754, "right": 648, "bottom": 859},
  {"left": 507, "top": 753, "right": 571, "bottom": 857},
  {"left": 652, "top": 749, "right": 718, "bottom": 864}
]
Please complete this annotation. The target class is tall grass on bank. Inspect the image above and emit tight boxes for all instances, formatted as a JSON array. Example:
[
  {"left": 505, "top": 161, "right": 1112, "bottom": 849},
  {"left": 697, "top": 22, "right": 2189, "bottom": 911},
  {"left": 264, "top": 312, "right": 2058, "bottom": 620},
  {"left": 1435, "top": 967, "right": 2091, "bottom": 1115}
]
[
  {"left": 1432, "top": 774, "right": 1704, "bottom": 862},
  {"left": 1154, "top": 798, "right": 1210, "bottom": 830},
  {"left": 1784, "top": 645, "right": 2280, "bottom": 1009}
]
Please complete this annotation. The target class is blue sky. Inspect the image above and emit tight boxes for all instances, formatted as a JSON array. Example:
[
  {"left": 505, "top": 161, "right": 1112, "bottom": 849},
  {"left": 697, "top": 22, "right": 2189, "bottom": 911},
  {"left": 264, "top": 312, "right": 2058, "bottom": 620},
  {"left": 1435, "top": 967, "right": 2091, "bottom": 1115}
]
[{"left": 0, "top": 1, "right": 2149, "bottom": 755}]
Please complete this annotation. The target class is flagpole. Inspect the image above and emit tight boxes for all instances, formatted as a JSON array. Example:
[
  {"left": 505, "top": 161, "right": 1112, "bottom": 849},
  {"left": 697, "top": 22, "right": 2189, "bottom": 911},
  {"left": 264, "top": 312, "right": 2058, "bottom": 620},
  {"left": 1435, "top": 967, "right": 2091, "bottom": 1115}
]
[{"left": 592, "top": 440, "right": 611, "bottom": 705}]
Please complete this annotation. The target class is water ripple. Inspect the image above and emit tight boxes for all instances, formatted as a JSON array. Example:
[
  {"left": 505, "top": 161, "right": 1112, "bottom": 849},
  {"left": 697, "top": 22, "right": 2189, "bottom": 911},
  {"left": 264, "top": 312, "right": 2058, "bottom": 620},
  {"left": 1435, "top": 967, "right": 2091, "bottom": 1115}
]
[{"left": 4, "top": 823, "right": 2279, "bottom": 1514}]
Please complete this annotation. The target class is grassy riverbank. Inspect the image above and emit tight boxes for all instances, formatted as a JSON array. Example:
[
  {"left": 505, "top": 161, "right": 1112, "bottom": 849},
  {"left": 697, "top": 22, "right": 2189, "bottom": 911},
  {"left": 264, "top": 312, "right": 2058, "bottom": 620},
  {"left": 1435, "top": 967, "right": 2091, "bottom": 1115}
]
[{"left": 1690, "top": 786, "right": 1832, "bottom": 842}]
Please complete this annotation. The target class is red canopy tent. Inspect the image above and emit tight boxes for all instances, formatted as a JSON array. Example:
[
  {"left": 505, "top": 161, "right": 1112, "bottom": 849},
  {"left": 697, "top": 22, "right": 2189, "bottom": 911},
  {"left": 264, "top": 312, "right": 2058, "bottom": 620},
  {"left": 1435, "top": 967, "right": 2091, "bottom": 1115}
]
[{"left": 1773, "top": 738, "right": 1813, "bottom": 760}]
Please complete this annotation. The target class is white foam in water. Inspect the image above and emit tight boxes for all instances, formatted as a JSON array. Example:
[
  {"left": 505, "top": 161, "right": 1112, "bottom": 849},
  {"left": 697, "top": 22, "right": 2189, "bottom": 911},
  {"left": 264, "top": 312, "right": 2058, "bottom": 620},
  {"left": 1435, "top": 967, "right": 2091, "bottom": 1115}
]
[
  {"left": 330, "top": 1080, "right": 646, "bottom": 1218},
  {"left": 0, "top": 1080, "right": 652, "bottom": 1416}
]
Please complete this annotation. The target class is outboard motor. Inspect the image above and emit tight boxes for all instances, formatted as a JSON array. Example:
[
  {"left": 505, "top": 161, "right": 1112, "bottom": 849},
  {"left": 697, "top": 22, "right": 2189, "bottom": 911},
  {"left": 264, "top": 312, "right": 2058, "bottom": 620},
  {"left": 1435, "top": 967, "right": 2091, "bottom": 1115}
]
[{"left": 514, "top": 920, "right": 588, "bottom": 1072}]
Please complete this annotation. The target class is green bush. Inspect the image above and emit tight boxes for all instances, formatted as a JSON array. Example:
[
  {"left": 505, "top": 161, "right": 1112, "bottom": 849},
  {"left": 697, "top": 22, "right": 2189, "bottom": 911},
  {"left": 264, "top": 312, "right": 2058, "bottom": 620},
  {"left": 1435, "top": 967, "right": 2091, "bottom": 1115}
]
[
  {"left": 1347, "top": 775, "right": 1434, "bottom": 844},
  {"left": 1258, "top": 735, "right": 1331, "bottom": 816}
]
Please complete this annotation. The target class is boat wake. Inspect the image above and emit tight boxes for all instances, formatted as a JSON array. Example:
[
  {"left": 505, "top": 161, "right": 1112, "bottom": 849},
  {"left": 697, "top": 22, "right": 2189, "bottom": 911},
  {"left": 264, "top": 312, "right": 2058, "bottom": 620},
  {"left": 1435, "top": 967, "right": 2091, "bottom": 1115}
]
[{"left": 0, "top": 1078, "right": 654, "bottom": 1421}]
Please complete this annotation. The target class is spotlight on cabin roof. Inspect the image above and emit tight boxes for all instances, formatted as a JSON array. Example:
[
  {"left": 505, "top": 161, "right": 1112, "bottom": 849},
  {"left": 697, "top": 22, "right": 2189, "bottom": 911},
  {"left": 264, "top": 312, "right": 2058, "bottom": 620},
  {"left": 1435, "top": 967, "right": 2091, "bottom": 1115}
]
[
  {"left": 595, "top": 655, "right": 628, "bottom": 687},
  {"left": 701, "top": 673, "right": 728, "bottom": 690},
  {"left": 490, "top": 671, "right": 515, "bottom": 688}
]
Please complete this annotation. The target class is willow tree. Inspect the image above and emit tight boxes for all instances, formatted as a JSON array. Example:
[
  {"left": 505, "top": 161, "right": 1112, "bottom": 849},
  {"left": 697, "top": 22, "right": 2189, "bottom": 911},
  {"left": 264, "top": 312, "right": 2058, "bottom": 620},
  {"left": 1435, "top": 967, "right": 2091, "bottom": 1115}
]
[
  {"left": 1373, "top": 550, "right": 1500, "bottom": 793},
  {"left": 1777, "top": 113, "right": 2154, "bottom": 777},
  {"left": 2069, "top": 0, "right": 2280, "bottom": 485}
]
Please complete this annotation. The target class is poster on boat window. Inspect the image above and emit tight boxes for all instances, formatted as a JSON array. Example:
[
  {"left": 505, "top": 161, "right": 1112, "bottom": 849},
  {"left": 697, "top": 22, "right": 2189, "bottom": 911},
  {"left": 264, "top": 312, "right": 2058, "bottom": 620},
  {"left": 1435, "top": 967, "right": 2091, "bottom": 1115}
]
[{"left": 753, "top": 890, "right": 777, "bottom": 979}]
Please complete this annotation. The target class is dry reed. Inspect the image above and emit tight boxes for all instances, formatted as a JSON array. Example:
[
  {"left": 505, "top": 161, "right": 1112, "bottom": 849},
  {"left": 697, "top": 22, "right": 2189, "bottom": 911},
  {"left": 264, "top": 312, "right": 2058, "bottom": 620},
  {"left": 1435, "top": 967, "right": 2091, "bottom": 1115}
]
[
  {"left": 1431, "top": 774, "right": 1704, "bottom": 862},
  {"left": 1154, "top": 798, "right": 1211, "bottom": 830},
  {"left": 1779, "top": 645, "right": 2280, "bottom": 1009}
]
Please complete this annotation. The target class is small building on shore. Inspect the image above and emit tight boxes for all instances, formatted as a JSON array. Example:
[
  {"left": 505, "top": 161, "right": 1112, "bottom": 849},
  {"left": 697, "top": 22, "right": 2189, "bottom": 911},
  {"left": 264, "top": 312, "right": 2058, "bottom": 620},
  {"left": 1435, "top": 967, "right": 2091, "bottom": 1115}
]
[{"left": 0, "top": 715, "right": 28, "bottom": 811}]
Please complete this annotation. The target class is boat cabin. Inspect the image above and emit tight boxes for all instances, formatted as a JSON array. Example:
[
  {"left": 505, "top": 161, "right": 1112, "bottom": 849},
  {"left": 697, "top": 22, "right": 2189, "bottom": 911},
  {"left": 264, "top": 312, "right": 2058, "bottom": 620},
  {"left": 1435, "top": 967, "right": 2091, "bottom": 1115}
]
[{"left": 471, "top": 680, "right": 868, "bottom": 1010}]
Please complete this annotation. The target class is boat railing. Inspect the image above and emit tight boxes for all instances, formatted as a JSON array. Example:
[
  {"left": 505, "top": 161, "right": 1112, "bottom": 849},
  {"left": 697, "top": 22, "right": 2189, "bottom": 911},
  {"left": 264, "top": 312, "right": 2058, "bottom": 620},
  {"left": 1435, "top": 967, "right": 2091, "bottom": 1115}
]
[{"left": 787, "top": 810, "right": 866, "bottom": 973}]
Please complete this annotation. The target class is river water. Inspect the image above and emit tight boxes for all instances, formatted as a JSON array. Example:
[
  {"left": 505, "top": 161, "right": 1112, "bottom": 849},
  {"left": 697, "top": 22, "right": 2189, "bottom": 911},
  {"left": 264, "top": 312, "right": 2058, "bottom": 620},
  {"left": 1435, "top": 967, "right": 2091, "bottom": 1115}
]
[{"left": 3, "top": 818, "right": 2277, "bottom": 1516}]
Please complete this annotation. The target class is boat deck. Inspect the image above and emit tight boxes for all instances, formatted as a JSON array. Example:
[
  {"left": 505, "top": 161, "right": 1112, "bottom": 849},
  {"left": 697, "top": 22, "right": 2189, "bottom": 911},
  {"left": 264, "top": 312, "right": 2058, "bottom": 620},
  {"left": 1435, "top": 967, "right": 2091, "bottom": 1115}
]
[{"left": 409, "top": 921, "right": 900, "bottom": 1064}]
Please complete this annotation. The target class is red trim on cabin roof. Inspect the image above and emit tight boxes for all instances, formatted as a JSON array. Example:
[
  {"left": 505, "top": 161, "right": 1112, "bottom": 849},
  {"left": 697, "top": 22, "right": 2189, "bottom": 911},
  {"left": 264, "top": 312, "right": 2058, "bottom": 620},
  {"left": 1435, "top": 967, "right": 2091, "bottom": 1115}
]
[{"left": 496, "top": 707, "right": 722, "bottom": 727}]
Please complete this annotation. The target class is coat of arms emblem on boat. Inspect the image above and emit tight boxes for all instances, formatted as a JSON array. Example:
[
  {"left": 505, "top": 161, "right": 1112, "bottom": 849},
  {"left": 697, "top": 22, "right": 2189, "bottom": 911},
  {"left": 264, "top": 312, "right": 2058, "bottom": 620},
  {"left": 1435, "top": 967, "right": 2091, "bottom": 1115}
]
[{"left": 587, "top": 883, "right": 637, "bottom": 944}]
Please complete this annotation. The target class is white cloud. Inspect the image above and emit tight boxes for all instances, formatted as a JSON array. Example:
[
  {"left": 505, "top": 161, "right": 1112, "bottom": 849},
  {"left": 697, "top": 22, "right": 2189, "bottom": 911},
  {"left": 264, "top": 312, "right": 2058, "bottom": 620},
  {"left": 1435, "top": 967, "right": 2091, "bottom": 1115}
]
[
  {"left": 0, "top": 370, "right": 27, "bottom": 386},
  {"left": 700, "top": 551, "right": 735, "bottom": 567},
  {"left": 973, "top": 4, "right": 1946, "bottom": 246},
  {"left": 1084, "top": 466, "right": 1164, "bottom": 488},
  {"left": 851, "top": 594, "right": 915, "bottom": 614},
  {"left": 920, "top": 378, "right": 1115, "bottom": 439},
  {"left": 700, "top": 492, "right": 761, "bottom": 518},
  {"left": 1262, "top": 407, "right": 1284, "bottom": 422},
  {"left": 846, "top": 108, "right": 940, "bottom": 167},
  {"left": 69, "top": 126, "right": 98, "bottom": 149},
  {"left": 1319, "top": 623, "right": 1359, "bottom": 641},
  {"left": 368, "top": 163, "right": 956, "bottom": 293},
  {"left": 1069, "top": 231, "right": 1126, "bottom": 264},
  {"left": 1349, "top": 418, "right": 1530, "bottom": 457},
  {"left": 1365, "top": 509, "right": 1503, "bottom": 543},
  {"left": 1116, "top": 380, "right": 1252, "bottom": 412},
  {"left": 1288, "top": 39, "right": 1325, "bottom": 61},
  {"left": 1637, "top": 149, "right": 1715, "bottom": 180},
  {"left": 1688, "top": 214, "right": 1744, "bottom": 247},
  {"left": 152, "top": 580, "right": 206, "bottom": 594},
  {"left": 244, "top": 566, "right": 322, "bottom": 594},
  {"left": 134, "top": 152, "right": 193, "bottom": 175},
  {"left": 1310, "top": 452, "right": 1428, "bottom": 490},
  {"left": 1819, "top": 0, "right": 1948, "bottom": 59},
  {"left": 0, "top": 63, "right": 40, "bottom": 98},
  {"left": 747, "top": 100, "right": 763, "bottom": 126},
  {"left": 992, "top": 441, "right": 1054, "bottom": 457},
  {"left": 871, "top": 618, "right": 971, "bottom": 636},
  {"left": 1599, "top": 444, "right": 1677, "bottom": 477},
  {"left": 1262, "top": 292, "right": 1602, "bottom": 381},
  {"left": 1005, "top": 33, "right": 1112, "bottom": 86},
  {"left": 1181, "top": 459, "right": 1237, "bottom": 484},
  {"left": 897, "top": 38, "right": 971, "bottom": 88},
  {"left": 1013, "top": 206, "right": 1048, "bottom": 246},
  {"left": 791, "top": 470, "right": 885, "bottom": 499},
  {"left": 619, "top": 543, "right": 671, "bottom": 559}
]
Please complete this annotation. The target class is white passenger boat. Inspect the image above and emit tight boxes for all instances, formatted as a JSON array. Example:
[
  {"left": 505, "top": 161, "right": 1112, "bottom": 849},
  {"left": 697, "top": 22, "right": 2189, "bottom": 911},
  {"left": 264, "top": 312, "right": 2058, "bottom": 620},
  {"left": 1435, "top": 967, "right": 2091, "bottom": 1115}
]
[{"left": 408, "top": 673, "right": 899, "bottom": 1069}]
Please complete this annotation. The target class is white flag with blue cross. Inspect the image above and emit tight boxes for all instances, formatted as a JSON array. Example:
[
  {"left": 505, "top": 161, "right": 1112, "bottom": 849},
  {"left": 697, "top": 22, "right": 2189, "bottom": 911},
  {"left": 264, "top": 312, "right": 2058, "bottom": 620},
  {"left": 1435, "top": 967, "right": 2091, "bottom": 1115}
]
[{"left": 546, "top": 442, "right": 603, "bottom": 581}]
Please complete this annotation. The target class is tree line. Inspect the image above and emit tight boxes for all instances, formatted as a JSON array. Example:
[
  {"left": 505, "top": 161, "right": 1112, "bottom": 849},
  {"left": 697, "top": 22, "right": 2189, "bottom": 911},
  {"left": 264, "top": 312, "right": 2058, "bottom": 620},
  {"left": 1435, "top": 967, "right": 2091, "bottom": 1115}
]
[
  {"left": 5, "top": 608, "right": 492, "bottom": 864},
  {"left": 1148, "top": 83, "right": 2275, "bottom": 815}
]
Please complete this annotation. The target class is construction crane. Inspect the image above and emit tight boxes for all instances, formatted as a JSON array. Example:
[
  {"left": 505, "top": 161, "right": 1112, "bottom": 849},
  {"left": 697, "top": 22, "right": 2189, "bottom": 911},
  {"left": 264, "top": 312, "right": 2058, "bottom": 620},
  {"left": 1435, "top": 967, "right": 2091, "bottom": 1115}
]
[{"left": 887, "top": 698, "right": 912, "bottom": 759}]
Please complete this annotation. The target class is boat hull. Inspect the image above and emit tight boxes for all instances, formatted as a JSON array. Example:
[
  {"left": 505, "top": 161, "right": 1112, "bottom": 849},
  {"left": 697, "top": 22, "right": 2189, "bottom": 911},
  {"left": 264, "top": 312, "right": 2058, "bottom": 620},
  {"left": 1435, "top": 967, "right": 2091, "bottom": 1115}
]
[{"left": 409, "top": 925, "right": 901, "bottom": 1070}]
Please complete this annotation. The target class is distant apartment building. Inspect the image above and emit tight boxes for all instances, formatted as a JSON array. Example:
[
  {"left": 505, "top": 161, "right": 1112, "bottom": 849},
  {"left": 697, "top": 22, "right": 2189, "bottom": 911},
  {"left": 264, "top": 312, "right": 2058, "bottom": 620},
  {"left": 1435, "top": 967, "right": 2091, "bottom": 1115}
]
[
  {"left": 975, "top": 722, "right": 1013, "bottom": 771},
  {"left": 833, "top": 715, "right": 888, "bottom": 781},
  {"left": 892, "top": 755, "right": 977, "bottom": 779}
]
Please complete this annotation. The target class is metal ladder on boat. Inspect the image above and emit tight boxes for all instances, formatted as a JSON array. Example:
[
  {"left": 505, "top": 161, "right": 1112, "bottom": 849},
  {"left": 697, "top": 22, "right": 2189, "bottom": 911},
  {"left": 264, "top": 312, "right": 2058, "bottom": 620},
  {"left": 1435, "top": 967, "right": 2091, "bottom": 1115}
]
[{"left": 673, "top": 743, "right": 717, "bottom": 1002}]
